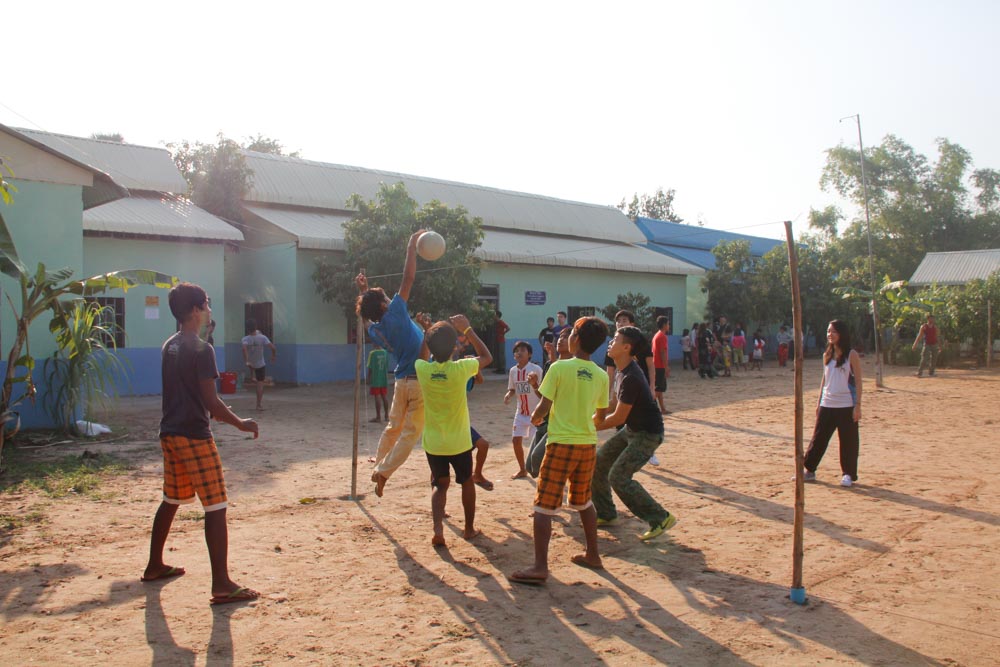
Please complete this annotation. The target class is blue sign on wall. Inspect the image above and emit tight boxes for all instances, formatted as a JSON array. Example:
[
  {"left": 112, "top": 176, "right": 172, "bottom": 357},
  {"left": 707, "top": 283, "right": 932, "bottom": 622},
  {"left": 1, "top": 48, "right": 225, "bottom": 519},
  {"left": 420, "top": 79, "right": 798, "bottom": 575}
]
[{"left": 525, "top": 290, "right": 546, "bottom": 305}]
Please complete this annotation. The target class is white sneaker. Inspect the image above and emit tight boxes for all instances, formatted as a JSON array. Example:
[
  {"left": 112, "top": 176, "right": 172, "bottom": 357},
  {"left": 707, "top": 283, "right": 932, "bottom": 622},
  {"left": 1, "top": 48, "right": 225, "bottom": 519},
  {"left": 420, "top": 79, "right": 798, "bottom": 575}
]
[
  {"left": 649, "top": 454, "right": 660, "bottom": 466},
  {"left": 840, "top": 474, "right": 853, "bottom": 487}
]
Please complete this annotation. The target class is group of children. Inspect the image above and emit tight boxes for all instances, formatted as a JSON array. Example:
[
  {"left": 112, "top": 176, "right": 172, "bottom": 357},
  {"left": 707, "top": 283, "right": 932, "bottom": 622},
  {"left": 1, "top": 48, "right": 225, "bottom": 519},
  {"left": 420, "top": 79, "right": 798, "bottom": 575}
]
[
  {"left": 356, "top": 231, "right": 676, "bottom": 584},
  {"left": 680, "top": 321, "right": 770, "bottom": 377}
]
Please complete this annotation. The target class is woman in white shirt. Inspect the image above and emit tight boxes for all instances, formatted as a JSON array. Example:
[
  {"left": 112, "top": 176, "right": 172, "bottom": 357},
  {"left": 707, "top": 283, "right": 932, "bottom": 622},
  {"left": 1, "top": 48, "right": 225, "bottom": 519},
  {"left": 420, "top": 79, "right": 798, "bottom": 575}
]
[{"left": 802, "top": 320, "right": 863, "bottom": 487}]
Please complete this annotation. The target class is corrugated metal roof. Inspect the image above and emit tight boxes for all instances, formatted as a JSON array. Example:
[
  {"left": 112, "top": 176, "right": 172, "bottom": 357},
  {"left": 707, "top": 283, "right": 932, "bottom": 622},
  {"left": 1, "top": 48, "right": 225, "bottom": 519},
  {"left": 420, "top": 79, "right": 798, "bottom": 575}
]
[
  {"left": 242, "top": 151, "right": 644, "bottom": 244},
  {"left": 84, "top": 195, "right": 243, "bottom": 241},
  {"left": 242, "top": 205, "right": 352, "bottom": 250},
  {"left": 15, "top": 128, "right": 188, "bottom": 194},
  {"left": 243, "top": 203, "right": 702, "bottom": 275},
  {"left": 635, "top": 216, "right": 783, "bottom": 256},
  {"left": 644, "top": 243, "right": 719, "bottom": 271},
  {"left": 479, "top": 230, "right": 704, "bottom": 275},
  {"left": 909, "top": 249, "right": 1000, "bottom": 286}
]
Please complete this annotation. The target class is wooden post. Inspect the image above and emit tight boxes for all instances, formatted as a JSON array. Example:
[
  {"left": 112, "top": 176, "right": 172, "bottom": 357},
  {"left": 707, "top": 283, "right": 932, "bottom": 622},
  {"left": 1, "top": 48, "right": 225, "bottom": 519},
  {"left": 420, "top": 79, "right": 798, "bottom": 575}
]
[
  {"left": 350, "top": 274, "right": 365, "bottom": 500},
  {"left": 785, "top": 221, "right": 807, "bottom": 604},
  {"left": 988, "top": 300, "right": 993, "bottom": 369}
]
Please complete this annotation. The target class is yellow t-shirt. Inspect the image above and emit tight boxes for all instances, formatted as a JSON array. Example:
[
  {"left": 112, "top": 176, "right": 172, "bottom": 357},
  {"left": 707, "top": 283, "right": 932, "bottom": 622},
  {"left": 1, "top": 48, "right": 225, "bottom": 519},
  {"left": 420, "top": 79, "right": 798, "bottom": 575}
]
[
  {"left": 415, "top": 357, "right": 480, "bottom": 456},
  {"left": 537, "top": 357, "right": 609, "bottom": 445}
]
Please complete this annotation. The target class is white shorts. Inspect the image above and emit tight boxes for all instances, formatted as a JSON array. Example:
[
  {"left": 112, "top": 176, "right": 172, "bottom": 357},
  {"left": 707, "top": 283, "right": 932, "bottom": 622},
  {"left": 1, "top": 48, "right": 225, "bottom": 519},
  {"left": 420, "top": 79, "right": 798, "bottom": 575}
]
[{"left": 512, "top": 413, "right": 537, "bottom": 440}]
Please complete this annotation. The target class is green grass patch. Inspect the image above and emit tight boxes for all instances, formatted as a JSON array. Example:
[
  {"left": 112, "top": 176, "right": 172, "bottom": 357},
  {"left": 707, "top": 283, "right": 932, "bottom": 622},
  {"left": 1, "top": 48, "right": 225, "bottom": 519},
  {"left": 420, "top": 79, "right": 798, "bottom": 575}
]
[
  {"left": 1, "top": 450, "right": 131, "bottom": 499},
  {"left": 0, "top": 510, "right": 46, "bottom": 530}
]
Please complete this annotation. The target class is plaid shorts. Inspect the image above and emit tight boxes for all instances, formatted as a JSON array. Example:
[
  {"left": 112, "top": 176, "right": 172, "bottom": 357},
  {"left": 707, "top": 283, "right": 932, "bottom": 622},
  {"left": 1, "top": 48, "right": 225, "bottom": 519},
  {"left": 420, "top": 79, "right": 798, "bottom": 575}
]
[
  {"left": 533, "top": 442, "right": 596, "bottom": 515},
  {"left": 160, "top": 435, "right": 228, "bottom": 511}
]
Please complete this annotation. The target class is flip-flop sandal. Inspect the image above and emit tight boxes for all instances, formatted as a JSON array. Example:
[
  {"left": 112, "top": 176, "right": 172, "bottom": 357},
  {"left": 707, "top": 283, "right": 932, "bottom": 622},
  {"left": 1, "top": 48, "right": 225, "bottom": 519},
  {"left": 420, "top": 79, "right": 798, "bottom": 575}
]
[
  {"left": 571, "top": 554, "right": 605, "bottom": 570},
  {"left": 210, "top": 587, "right": 260, "bottom": 605},
  {"left": 474, "top": 479, "right": 495, "bottom": 491},
  {"left": 508, "top": 573, "right": 547, "bottom": 586},
  {"left": 140, "top": 566, "right": 186, "bottom": 582}
]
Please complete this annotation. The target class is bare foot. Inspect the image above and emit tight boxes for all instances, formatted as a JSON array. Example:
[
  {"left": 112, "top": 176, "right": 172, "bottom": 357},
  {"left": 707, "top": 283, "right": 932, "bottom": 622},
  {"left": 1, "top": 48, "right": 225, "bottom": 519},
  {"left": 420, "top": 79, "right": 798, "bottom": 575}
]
[
  {"left": 374, "top": 473, "right": 387, "bottom": 498},
  {"left": 510, "top": 470, "right": 528, "bottom": 480},
  {"left": 255, "top": 405, "right": 264, "bottom": 411},
  {"left": 509, "top": 568, "right": 548, "bottom": 585},
  {"left": 571, "top": 553, "right": 604, "bottom": 570},
  {"left": 431, "top": 534, "right": 447, "bottom": 548},
  {"left": 472, "top": 475, "right": 494, "bottom": 491},
  {"left": 463, "top": 528, "right": 482, "bottom": 540},
  {"left": 368, "top": 417, "right": 380, "bottom": 423}
]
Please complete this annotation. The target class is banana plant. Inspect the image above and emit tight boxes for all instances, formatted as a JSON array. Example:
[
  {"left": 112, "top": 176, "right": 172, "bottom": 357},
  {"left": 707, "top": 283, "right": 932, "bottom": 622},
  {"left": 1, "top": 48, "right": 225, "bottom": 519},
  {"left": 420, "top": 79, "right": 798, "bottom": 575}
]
[{"left": 0, "top": 205, "right": 176, "bottom": 471}]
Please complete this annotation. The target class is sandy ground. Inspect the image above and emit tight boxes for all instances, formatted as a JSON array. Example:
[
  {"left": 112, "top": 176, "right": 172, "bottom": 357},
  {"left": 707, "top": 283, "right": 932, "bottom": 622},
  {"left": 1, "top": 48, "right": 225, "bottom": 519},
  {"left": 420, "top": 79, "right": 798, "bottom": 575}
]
[{"left": 1, "top": 356, "right": 998, "bottom": 666}]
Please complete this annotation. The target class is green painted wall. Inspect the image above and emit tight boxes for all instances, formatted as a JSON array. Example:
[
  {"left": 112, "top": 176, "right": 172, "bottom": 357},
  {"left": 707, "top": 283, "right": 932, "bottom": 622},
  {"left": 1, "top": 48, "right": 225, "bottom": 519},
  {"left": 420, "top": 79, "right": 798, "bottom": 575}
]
[
  {"left": 224, "top": 242, "right": 298, "bottom": 345},
  {"left": 686, "top": 275, "right": 709, "bottom": 328},
  {"left": 479, "top": 263, "right": 689, "bottom": 343},
  {"left": 82, "top": 236, "right": 225, "bottom": 348},
  {"left": 1, "top": 180, "right": 84, "bottom": 360},
  {"left": 296, "top": 249, "right": 349, "bottom": 345}
]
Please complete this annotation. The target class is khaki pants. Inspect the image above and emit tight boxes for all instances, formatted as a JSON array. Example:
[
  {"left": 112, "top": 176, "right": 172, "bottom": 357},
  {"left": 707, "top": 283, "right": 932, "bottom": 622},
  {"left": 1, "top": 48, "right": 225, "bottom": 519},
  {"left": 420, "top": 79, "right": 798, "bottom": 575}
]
[{"left": 373, "top": 377, "right": 424, "bottom": 479}]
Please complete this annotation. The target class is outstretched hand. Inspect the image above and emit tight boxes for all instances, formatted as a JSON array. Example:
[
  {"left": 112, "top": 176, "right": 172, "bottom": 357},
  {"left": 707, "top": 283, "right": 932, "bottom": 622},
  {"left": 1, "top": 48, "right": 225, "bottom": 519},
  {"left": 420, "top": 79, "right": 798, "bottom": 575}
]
[
  {"left": 355, "top": 273, "right": 368, "bottom": 292},
  {"left": 449, "top": 314, "right": 471, "bottom": 333}
]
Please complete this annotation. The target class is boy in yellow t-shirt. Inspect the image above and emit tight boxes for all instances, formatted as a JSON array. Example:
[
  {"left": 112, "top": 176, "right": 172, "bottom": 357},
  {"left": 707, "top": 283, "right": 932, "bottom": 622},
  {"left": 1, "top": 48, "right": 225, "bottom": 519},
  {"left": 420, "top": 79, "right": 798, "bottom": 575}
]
[
  {"left": 415, "top": 314, "right": 493, "bottom": 547},
  {"left": 510, "top": 316, "right": 609, "bottom": 585}
]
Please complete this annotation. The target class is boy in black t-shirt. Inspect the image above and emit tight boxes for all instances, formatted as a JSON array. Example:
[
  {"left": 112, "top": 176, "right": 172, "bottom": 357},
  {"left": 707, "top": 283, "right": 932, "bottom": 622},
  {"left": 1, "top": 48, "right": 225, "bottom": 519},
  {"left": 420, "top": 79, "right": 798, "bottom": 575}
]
[
  {"left": 142, "top": 282, "right": 261, "bottom": 605},
  {"left": 593, "top": 326, "right": 678, "bottom": 542}
]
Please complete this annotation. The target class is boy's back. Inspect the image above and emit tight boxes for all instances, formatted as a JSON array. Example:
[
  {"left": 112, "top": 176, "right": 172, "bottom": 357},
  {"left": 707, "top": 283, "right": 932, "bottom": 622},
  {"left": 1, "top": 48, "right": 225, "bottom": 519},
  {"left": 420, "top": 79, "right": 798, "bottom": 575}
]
[
  {"left": 538, "top": 357, "right": 609, "bottom": 444},
  {"left": 416, "top": 357, "right": 480, "bottom": 455},
  {"left": 160, "top": 331, "right": 218, "bottom": 439},
  {"left": 367, "top": 348, "right": 389, "bottom": 388}
]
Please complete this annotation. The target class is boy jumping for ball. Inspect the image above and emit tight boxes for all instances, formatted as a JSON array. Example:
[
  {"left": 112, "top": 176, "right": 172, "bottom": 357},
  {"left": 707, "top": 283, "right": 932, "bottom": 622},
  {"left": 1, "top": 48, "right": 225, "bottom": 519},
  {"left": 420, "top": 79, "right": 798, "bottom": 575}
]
[
  {"left": 510, "top": 317, "right": 609, "bottom": 585},
  {"left": 415, "top": 314, "right": 492, "bottom": 547},
  {"left": 143, "top": 282, "right": 260, "bottom": 605}
]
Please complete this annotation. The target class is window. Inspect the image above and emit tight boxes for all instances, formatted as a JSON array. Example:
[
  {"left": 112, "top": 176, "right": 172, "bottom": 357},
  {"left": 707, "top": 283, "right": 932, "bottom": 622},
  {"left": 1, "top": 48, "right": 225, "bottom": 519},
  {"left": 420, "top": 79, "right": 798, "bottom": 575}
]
[
  {"left": 567, "top": 306, "right": 596, "bottom": 323},
  {"left": 653, "top": 306, "right": 674, "bottom": 333},
  {"left": 86, "top": 297, "right": 126, "bottom": 348},
  {"left": 245, "top": 302, "right": 274, "bottom": 340}
]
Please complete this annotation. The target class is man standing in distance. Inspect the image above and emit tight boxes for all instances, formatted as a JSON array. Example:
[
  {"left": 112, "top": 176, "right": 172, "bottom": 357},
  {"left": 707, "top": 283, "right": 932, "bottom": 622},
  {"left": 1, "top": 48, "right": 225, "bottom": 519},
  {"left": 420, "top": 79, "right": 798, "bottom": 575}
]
[
  {"left": 551, "top": 311, "right": 569, "bottom": 338},
  {"left": 356, "top": 230, "right": 428, "bottom": 497},
  {"left": 651, "top": 316, "right": 671, "bottom": 415},
  {"left": 912, "top": 314, "right": 940, "bottom": 378}
]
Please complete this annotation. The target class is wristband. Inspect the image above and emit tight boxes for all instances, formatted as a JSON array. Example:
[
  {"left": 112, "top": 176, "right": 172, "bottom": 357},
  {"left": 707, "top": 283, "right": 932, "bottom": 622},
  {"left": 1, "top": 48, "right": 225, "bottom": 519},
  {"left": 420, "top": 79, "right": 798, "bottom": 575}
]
[{"left": 463, "top": 327, "right": 472, "bottom": 336}]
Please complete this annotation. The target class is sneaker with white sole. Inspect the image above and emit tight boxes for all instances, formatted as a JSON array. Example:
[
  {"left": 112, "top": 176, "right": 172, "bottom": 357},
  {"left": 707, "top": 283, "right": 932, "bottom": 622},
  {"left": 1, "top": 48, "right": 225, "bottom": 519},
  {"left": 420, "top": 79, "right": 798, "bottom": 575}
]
[
  {"left": 840, "top": 474, "right": 853, "bottom": 487},
  {"left": 649, "top": 454, "right": 660, "bottom": 466},
  {"left": 640, "top": 513, "right": 678, "bottom": 541}
]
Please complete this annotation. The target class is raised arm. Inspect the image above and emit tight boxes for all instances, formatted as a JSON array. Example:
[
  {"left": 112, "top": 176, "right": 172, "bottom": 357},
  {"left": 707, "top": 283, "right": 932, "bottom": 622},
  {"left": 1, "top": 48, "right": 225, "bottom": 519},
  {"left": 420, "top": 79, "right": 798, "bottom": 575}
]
[
  {"left": 399, "top": 229, "right": 425, "bottom": 302},
  {"left": 450, "top": 314, "right": 492, "bottom": 369}
]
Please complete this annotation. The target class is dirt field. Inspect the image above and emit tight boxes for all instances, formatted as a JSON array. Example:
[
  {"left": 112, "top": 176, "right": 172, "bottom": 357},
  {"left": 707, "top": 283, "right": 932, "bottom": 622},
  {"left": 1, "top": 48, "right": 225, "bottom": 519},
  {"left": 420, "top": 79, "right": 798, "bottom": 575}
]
[{"left": 1, "top": 356, "right": 998, "bottom": 666}]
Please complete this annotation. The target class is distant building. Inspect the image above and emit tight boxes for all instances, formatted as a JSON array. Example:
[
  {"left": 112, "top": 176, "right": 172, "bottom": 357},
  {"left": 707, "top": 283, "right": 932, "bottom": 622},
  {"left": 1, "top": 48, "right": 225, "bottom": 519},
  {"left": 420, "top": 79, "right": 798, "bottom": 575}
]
[{"left": 909, "top": 249, "right": 1000, "bottom": 286}]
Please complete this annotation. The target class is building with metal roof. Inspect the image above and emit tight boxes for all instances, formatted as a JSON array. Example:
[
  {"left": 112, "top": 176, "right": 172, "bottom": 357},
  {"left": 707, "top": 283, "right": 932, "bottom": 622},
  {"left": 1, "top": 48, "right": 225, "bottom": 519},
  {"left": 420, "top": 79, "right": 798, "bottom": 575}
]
[
  {"left": 909, "top": 249, "right": 1000, "bottom": 286},
  {"left": 230, "top": 151, "right": 703, "bottom": 382}
]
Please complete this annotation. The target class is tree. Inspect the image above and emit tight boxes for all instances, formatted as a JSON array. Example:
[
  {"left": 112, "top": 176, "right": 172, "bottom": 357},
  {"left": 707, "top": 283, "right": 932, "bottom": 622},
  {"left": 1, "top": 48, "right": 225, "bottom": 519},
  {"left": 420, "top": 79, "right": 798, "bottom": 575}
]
[
  {"left": 165, "top": 133, "right": 295, "bottom": 222},
  {"left": 90, "top": 133, "right": 125, "bottom": 143},
  {"left": 618, "top": 187, "right": 683, "bottom": 222},
  {"left": 0, "top": 202, "right": 176, "bottom": 470},
  {"left": 600, "top": 292, "right": 655, "bottom": 333},
  {"left": 703, "top": 240, "right": 758, "bottom": 324},
  {"left": 311, "top": 182, "right": 487, "bottom": 326},
  {"left": 819, "top": 135, "right": 1000, "bottom": 285}
]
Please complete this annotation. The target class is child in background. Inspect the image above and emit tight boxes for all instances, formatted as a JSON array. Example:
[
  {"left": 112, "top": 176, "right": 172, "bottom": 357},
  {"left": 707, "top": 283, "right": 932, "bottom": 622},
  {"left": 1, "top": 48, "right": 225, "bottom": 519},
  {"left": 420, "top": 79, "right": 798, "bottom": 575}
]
[
  {"left": 415, "top": 314, "right": 492, "bottom": 547},
  {"left": 751, "top": 330, "right": 766, "bottom": 370},
  {"left": 367, "top": 344, "right": 390, "bottom": 422},
  {"left": 681, "top": 329, "right": 693, "bottom": 370},
  {"left": 509, "top": 317, "right": 609, "bottom": 585},
  {"left": 732, "top": 324, "right": 747, "bottom": 372},
  {"left": 526, "top": 327, "right": 572, "bottom": 478},
  {"left": 505, "top": 341, "right": 543, "bottom": 480},
  {"left": 721, "top": 336, "right": 733, "bottom": 377}
]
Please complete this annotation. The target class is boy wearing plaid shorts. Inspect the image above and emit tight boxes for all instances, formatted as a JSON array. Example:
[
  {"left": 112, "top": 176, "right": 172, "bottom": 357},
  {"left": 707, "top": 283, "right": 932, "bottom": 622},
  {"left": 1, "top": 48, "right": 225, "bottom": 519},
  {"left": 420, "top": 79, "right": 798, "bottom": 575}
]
[
  {"left": 142, "top": 282, "right": 261, "bottom": 605},
  {"left": 510, "top": 317, "right": 609, "bottom": 585},
  {"left": 415, "top": 314, "right": 493, "bottom": 547}
]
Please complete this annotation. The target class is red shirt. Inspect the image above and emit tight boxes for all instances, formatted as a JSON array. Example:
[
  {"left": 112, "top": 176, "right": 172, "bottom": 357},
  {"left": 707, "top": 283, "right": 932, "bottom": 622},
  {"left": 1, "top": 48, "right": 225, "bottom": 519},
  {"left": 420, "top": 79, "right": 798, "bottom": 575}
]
[
  {"left": 652, "top": 330, "right": 668, "bottom": 369},
  {"left": 496, "top": 319, "right": 510, "bottom": 343},
  {"left": 923, "top": 324, "right": 938, "bottom": 345}
]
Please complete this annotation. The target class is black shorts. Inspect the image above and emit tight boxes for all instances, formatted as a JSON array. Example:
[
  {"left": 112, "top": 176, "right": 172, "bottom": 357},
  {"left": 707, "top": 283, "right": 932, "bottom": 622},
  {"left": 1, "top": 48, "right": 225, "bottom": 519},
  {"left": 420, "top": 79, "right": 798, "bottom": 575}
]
[
  {"left": 426, "top": 449, "right": 473, "bottom": 487},
  {"left": 470, "top": 427, "right": 485, "bottom": 445},
  {"left": 253, "top": 366, "right": 266, "bottom": 382},
  {"left": 655, "top": 367, "right": 667, "bottom": 393}
]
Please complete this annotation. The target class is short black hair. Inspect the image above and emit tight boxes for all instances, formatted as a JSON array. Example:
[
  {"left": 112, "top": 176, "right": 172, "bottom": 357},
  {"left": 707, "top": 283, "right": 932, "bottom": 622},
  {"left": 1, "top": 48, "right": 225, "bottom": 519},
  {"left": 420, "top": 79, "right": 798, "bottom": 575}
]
[
  {"left": 496, "top": 311, "right": 503, "bottom": 318},
  {"left": 616, "top": 325, "right": 647, "bottom": 357},
  {"left": 168, "top": 282, "right": 207, "bottom": 322},
  {"left": 512, "top": 340, "right": 532, "bottom": 355},
  {"left": 246, "top": 318, "right": 257, "bottom": 333},
  {"left": 614, "top": 310, "right": 635, "bottom": 323},
  {"left": 546, "top": 317, "right": 555, "bottom": 325},
  {"left": 356, "top": 287, "right": 388, "bottom": 322},
  {"left": 656, "top": 315, "right": 670, "bottom": 330},
  {"left": 573, "top": 316, "right": 608, "bottom": 354},
  {"left": 426, "top": 321, "right": 458, "bottom": 362},
  {"left": 557, "top": 311, "right": 567, "bottom": 318}
]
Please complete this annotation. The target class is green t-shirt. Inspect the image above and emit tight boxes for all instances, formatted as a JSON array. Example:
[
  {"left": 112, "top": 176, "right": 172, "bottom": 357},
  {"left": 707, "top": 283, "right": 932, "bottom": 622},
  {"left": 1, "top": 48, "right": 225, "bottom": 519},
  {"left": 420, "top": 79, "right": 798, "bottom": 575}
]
[
  {"left": 415, "top": 357, "right": 480, "bottom": 455},
  {"left": 538, "top": 357, "right": 609, "bottom": 445},
  {"left": 367, "top": 349, "right": 388, "bottom": 388}
]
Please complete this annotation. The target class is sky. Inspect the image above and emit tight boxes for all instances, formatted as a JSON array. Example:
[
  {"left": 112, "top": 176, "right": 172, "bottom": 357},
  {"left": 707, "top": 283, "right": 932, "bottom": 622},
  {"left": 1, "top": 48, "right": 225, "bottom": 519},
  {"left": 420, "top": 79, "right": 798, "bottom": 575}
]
[{"left": 3, "top": 1, "right": 998, "bottom": 240}]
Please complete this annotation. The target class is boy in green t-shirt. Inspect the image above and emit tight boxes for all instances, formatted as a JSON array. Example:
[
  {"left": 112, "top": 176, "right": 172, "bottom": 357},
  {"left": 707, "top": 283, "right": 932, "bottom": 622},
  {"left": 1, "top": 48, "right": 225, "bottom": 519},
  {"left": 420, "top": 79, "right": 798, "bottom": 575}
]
[
  {"left": 366, "top": 344, "right": 390, "bottom": 422},
  {"left": 510, "top": 316, "right": 609, "bottom": 585},
  {"left": 415, "top": 314, "right": 493, "bottom": 548}
]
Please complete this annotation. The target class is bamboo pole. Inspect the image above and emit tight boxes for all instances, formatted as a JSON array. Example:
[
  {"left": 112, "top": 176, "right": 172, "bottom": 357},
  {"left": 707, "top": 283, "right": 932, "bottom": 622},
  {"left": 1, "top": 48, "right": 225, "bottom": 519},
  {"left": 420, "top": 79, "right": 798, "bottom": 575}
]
[
  {"left": 785, "top": 221, "right": 807, "bottom": 604},
  {"left": 350, "top": 273, "right": 365, "bottom": 500},
  {"left": 988, "top": 300, "right": 993, "bottom": 369}
]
